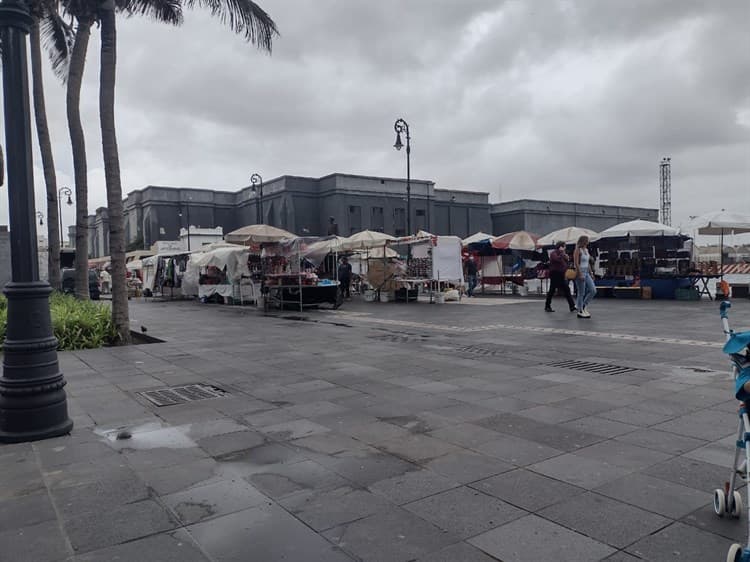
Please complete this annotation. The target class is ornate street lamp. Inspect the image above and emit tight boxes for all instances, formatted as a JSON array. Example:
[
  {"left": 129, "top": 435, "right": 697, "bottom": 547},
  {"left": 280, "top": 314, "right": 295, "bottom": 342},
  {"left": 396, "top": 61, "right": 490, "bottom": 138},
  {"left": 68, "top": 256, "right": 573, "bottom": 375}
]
[
  {"left": 250, "top": 173, "right": 263, "bottom": 224},
  {"left": 0, "top": 0, "right": 73, "bottom": 442},
  {"left": 393, "top": 118, "right": 411, "bottom": 236},
  {"left": 57, "top": 186, "right": 72, "bottom": 248}
]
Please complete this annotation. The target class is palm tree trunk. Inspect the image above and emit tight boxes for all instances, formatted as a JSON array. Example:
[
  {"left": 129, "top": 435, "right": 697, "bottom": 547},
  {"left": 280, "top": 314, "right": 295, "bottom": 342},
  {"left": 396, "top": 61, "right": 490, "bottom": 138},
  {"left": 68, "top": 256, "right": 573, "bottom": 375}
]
[
  {"left": 99, "top": 1, "right": 130, "bottom": 344},
  {"left": 67, "top": 18, "right": 91, "bottom": 300},
  {"left": 30, "top": 20, "right": 61, "bottom": 290}
]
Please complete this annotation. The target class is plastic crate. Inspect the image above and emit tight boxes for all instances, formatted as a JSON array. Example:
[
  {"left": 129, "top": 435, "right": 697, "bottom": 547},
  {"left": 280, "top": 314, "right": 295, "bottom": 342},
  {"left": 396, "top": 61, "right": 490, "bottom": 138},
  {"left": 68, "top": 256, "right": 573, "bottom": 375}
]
[{"left": 675, "top": 287, "right": 700, "bottom": 301}]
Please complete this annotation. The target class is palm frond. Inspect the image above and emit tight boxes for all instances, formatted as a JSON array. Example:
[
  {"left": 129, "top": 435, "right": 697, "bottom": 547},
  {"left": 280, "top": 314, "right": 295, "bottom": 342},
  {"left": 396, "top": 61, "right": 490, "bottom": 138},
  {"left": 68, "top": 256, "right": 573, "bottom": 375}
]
[
  {"left": 183, "top": 0, "right": 277, "bottom": 51},
  {"left": 115, "top": 0, "right": 183, "bottom": 25},
  {"left": 40, "top": 8, "right": 75, "bottom": 82}
]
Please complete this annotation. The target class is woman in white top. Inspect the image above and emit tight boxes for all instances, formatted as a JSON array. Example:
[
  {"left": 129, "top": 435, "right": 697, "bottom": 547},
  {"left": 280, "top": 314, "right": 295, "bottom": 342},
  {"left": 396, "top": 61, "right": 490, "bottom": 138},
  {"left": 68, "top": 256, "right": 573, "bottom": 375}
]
[{"left": 573, "top": 235, "right": 596, "bottom": 318}]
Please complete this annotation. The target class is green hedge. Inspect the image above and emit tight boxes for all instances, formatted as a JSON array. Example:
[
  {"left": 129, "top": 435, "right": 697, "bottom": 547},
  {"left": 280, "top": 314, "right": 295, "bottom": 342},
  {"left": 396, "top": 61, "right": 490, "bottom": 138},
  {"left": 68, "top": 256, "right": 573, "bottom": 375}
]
[{"left": 0, "top": 293, "right": 119, "bottom": 351}]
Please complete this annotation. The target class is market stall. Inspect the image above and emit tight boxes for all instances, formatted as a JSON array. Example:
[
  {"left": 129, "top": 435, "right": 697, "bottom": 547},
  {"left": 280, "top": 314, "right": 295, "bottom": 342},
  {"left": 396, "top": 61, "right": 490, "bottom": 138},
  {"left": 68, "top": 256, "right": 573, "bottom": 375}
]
[
  {"left": 596, "top": 219, "right": 695, "bottom": 299},
  {"left": 684, "top": 211, "right": 750, "bottom": 298},
  {"left": 189, "top": 245, "right": 258, "bottom": 305},
  {"left": 141, "top": 251, "right": 190, "bottom": 299},
  {"left": 466, "top": 231, "right": 541, "bottom": 295},
  {"left": 262, "top": 238, "right": 342, "bottom": 311},
  {"left": 368, "top": 234, "right": 463, "bottom": 303}
]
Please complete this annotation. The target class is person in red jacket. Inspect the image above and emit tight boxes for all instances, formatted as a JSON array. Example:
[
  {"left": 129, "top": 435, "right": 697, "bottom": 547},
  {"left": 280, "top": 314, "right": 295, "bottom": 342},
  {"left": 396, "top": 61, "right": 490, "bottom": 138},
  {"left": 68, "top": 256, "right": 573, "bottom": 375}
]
[{"left": 545, "top": 241, "right": 576, "bottom": 312}]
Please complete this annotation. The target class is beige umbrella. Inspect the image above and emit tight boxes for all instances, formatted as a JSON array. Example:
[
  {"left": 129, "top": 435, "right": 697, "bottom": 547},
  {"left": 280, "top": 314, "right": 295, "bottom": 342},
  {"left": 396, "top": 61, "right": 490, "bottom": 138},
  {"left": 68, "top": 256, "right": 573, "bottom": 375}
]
[
  {"left": 341, "top": 230, "right": 395, "bottom": 250},
  {"left": 538, "top": 227, "right": 599, "bottom": 247},
  {"left": 225, "top": 224, "right": 296, "bottom": 244}
]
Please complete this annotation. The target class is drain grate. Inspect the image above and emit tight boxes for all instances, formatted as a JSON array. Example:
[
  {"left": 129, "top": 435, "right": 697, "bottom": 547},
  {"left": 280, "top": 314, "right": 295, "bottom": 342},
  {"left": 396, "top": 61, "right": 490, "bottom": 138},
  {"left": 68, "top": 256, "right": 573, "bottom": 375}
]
[
  {"left": 373, "top": 334, "right": 430, "bottom": 344},
  {"left": 139, "top": 384, "right": 228, "bottom": 407},
  {"left": 456, "top": 345, "right": 503, "bottom": 357},
  {"left": 546, "top": 360, "right": 639, "bottom": 376}
]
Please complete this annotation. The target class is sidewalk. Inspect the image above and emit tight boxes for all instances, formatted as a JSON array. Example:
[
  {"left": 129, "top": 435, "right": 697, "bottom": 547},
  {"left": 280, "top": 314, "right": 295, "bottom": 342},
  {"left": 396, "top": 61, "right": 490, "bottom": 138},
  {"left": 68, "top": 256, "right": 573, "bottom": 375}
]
[{"left": 0, "top": 298, "right": 746, "bottom": 561}]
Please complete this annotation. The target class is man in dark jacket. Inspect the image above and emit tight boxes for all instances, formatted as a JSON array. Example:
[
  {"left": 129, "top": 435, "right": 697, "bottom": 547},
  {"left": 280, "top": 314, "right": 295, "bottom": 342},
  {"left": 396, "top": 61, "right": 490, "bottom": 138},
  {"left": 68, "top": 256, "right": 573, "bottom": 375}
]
[
  {"left": 338, "top": 257, "right": 353, "bottom": 299},
  {"left": 465, "top": 256, "right": 478, "bottom": 297},
  {"left": 545, "top": 241, "right": 576, "bottom": 312}
]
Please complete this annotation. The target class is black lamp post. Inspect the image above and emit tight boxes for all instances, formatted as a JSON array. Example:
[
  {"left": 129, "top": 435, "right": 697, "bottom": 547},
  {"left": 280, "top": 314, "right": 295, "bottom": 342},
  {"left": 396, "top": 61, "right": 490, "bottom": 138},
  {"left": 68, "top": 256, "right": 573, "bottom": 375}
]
[
  {"left": 393, "top": 118, "right": 411, "bottom": 236},
  {"left": 0, "top": 0, "right": 73, "bottom": 442},
  {"left": 178, "top": 195, "right": 192, "bottom": 251},
  {"left": 251, "top": 173, "right": 263, "bottom": 224},
  {"left": 58, "top": 186, "right": 72, "bottom": 248}
]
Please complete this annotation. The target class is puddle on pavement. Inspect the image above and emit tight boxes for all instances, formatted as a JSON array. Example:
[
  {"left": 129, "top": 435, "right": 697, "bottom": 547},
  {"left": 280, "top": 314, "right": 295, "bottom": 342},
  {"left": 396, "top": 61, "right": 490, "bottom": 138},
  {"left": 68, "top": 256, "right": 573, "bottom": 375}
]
[{"left": 95, "top": 421, "right": 198, "bottom": 450}]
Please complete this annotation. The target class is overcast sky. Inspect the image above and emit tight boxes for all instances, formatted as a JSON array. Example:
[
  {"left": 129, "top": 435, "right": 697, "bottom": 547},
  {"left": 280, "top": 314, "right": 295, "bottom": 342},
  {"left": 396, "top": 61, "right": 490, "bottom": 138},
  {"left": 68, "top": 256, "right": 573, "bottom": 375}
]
[{"left": 1, "top": 0, "right": 749, "bottom": 239}]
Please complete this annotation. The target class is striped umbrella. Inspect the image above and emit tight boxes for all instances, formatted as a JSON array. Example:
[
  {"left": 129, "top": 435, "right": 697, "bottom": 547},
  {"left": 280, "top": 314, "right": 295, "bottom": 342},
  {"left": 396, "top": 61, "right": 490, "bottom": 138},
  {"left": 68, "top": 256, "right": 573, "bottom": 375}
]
[{"left": 491, "top": 231, "right": 539, "bottom": 251}]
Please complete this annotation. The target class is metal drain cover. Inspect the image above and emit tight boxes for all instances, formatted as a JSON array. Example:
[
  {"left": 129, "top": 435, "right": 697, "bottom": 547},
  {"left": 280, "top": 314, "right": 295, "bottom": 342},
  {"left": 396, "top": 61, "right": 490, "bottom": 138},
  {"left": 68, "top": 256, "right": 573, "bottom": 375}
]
[
  {"left": 139, "top": 384, "right": 228, "bottom": 407},
  {"left": 373, "top": 334, "right": 430, "bottom": 343},
  {"left": 546, "top": 360, "right": 639, "bottom": 376}
]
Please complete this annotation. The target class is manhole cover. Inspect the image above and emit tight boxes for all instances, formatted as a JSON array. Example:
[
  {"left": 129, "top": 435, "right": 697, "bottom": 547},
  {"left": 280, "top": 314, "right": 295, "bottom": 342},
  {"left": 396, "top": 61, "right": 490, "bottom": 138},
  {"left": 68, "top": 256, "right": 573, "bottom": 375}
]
[
  {"left": 139, "top": 384, "right": 228, "bottom": 407},
  {"left": 546, "top": 360, "right": 639, "bottom": 376}
]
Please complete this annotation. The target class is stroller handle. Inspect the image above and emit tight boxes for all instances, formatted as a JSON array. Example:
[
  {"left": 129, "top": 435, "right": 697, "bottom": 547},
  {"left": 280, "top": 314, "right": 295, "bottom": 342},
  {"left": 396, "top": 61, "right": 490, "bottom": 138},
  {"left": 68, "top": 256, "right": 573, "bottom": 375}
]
[{"left": 720, "top": 300, "right": 732, "bottom": 319}]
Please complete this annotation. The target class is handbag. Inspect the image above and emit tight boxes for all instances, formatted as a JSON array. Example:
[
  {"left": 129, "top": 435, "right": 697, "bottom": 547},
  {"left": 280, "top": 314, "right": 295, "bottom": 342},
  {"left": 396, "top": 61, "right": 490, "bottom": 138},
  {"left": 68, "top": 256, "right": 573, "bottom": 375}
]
[{"left": 565, "top": 268, "right": 577, "bottom": 281}]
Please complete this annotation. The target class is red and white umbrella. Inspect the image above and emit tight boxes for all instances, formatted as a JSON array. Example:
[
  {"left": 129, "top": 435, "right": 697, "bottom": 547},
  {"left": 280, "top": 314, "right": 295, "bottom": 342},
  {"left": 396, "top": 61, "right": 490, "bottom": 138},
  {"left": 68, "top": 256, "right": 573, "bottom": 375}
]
[{"left": 491, "top": 231, "right": 539, "bottom": 251}]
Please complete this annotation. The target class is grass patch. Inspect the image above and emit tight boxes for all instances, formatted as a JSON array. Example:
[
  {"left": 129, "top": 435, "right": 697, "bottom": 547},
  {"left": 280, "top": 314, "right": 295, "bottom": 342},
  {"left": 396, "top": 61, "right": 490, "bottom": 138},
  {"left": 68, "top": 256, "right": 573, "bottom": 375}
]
[{"left": 0, "top": 293, "right": 118, "bottom": 351}]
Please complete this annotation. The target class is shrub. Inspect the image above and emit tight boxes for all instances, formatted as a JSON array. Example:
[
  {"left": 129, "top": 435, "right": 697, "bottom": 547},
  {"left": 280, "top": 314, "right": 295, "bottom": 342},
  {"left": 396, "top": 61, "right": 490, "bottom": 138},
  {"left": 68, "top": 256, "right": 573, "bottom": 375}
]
[{"left": 0, "top": 293, "right": 119, "bottom": 351}]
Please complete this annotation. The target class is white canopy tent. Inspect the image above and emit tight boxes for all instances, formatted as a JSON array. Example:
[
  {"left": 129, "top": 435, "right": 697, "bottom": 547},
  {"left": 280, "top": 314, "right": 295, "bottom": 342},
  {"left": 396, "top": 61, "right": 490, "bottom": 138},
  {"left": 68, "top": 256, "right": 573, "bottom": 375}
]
[
  {"left": 462, "top": 231, "right": 494, "bottom": 246},
  {"left": 341, "top": 230, "right": 395, "bottom": 250},
  {"left": 598, "top": 219, "right": 682, "bottom": 239},
  {"left": 225, "top": 224, "right": 295, "bottom": 245},
  {"left": 684, "top": 210, "right": 750, "bottom": 276},
  {"left": 538, "top": 227, "right": 599, "bottom": 247}
]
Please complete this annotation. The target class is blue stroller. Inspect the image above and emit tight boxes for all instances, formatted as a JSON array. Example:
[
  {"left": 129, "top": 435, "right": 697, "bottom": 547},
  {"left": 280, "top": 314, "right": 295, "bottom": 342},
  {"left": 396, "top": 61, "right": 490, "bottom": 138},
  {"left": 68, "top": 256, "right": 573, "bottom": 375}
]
[{"left": 714, "top": 301, "right": 750, "bottom": 562}]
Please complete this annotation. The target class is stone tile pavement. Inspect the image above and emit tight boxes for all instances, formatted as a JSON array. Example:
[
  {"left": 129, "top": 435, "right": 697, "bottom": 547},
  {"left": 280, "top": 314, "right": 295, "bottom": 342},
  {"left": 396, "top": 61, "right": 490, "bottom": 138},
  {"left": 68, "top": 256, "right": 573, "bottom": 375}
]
[{"left": 1, "top": 296, "right": 749, "bottom": 561}]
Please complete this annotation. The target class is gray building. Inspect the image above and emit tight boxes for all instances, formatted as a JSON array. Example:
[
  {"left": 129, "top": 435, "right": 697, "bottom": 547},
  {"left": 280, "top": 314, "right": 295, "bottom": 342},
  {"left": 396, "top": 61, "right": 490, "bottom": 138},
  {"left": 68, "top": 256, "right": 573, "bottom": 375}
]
[
  {"left": 491, "top": 199, "right": 658, "bottom": 236},
  {"left": 76, "top": 173, "right": 657, "bottom": 258}
]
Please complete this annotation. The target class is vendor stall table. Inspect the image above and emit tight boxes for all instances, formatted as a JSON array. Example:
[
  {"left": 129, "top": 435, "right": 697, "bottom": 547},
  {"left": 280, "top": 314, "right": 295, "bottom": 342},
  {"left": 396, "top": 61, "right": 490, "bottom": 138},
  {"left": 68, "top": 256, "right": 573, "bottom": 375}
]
[{"left": 689, "top": 274, "right": 722, "bottom": 300}]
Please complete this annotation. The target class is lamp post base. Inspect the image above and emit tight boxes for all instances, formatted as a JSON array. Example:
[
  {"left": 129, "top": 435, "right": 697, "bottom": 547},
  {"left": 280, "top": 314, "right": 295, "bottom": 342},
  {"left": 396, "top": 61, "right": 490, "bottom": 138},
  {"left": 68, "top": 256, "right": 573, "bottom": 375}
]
[{"left": 0, "top": 281, "right": 73, "bottom": 443}]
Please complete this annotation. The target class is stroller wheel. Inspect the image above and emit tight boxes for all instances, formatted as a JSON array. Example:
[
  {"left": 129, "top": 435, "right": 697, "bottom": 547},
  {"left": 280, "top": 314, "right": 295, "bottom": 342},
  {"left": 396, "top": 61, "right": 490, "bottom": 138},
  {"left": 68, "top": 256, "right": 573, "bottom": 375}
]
[
  {"left": 731, "top": 491, "right": 744, "bottom": 518},
  {"left": 726, "top": 543, "right": 743, "bottom": 562},
  {"left": 715, "top": 488, "right": 727, "bottom": 516}
]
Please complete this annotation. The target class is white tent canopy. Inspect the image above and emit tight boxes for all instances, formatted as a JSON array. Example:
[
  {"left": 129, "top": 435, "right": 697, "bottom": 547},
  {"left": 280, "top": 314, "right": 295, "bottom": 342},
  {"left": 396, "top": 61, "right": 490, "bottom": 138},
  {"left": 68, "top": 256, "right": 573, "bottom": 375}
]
[
  {"left": 341, "top": 230, "right": 395, "bottom": 250},
  {"left": 462, "top": 231, "right": 494, "bottom": 246},
  {"left": 225, "top": 224, "right": 295, "bottom": 244},
  {"left": 684, "top": 210, "right": 750, "bottom": 236},
  {"left": 598, "top": 219, "right": 682, "bottom": 239},
  {"left": 191, "top": 246, "right": 250, "bottom": 283},
  {"left": 538, "top": 227, "right": 600, "bottom": 247}
]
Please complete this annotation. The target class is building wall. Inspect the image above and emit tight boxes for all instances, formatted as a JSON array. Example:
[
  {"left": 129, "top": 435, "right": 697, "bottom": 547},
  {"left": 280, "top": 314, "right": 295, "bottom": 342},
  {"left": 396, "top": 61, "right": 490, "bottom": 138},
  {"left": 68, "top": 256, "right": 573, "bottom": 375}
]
[
  {"left": 491, "top": 200, "right": 658, "bottom": 236},
  {"left": 77, "top": 174, "right": 658, "bottom": 258}
]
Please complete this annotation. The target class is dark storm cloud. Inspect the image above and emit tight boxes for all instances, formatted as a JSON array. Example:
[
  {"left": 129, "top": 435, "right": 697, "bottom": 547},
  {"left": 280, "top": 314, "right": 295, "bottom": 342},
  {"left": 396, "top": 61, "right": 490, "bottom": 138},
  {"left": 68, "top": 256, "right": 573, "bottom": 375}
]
[{"left": 1, "top": 0, "right": 747, "bottom": 231}]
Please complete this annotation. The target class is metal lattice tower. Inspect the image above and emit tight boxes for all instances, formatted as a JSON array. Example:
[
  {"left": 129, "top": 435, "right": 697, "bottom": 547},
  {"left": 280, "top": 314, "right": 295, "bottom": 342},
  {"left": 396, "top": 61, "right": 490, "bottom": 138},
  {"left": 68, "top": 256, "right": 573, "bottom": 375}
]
[{"left": 659, "top": 157, "right": 672, "bottom": 226}]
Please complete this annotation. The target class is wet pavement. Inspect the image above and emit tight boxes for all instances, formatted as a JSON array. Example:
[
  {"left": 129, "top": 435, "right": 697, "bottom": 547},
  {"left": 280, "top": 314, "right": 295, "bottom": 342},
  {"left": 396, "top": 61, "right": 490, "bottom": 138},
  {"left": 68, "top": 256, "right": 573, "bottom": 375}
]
[{"left": 1, "top": 294, "right": 749, "bottom": 561}]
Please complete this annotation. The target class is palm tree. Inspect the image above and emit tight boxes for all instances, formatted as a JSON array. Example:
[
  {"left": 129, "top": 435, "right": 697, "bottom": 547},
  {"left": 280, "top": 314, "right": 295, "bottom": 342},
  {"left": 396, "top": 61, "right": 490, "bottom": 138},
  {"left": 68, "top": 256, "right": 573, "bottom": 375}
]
[
  {"left": 97, "top": 0, "right": 277, "bottom": 343},
  {"left": 29, "top": 1, "right": 73, "bottom": 291},
  {"left": 65, "top": 10, "right": 94, "bottom": 300}
]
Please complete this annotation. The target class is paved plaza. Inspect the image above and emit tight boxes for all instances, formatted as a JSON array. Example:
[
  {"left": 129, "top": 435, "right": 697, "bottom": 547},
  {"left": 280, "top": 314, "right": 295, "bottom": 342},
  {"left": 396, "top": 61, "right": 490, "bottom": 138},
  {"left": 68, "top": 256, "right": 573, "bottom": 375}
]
[{"left": 1, "top": 295, "right": 749, "bottom": 561}]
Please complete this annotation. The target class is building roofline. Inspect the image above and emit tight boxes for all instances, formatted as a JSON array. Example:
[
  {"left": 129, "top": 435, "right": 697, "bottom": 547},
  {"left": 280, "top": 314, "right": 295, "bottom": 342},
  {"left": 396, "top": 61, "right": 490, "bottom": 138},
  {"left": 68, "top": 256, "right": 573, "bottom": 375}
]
[
  {"left": 318, "top": 172, "right": 434, "bottom": 185},
  {"left": 491, "top": 198, "right": 658, "bottom": 212}
]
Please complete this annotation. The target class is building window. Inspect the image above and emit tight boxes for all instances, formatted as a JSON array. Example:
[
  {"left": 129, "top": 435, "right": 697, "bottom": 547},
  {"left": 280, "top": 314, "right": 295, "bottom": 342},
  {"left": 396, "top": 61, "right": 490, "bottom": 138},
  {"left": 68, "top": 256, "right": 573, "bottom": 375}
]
[
  {"left": 349, "top": 205, "right": 362, "bottom": 235},
  {"left": 371, "top": 207, "right": 384, "bottom": 232},
  {"left": 415, "top": 209, "right": 425, "bottom": 216},
  {"left": 394, "top": 207, "right": 405, "bottom": 237}
]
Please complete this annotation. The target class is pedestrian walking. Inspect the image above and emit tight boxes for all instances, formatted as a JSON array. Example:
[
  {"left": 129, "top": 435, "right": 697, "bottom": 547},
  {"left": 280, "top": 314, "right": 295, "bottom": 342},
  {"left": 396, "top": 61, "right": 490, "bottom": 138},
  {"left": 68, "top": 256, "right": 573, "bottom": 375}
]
[
  {"left": 544, "top": 241, "right": 576, "bottom": 312},
  {"left": 573, "top": 235, "right": 596, "bottom": 318},
  {"left": 338, "top": 257, "right": 352, "bottom": 299},
  {"left": 465, "top": 255, "right": 478, "bottom": 297}
]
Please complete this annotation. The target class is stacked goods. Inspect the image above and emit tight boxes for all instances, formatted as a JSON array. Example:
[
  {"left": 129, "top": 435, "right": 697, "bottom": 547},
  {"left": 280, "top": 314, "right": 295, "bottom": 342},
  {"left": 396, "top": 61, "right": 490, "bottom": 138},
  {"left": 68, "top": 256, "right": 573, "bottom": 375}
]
[
  {"left": 366, "top": 259, "right": 406, "bottom": 292},
  {"left": 407, "top": 258, "right": 431, "bottom": 278}
]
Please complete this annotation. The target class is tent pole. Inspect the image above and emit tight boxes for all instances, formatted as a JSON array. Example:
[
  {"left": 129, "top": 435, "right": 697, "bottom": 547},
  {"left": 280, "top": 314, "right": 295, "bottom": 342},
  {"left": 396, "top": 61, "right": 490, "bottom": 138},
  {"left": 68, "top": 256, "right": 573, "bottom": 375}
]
[{"left": 720, "top": 228, "right": 724, "bottom": 279}]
